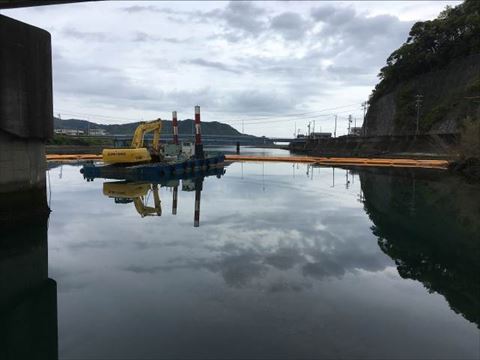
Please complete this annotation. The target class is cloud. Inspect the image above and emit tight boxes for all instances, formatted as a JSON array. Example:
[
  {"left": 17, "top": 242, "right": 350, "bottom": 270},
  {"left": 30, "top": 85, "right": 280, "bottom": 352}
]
[
  {"left": 131, "top": 31, "right": 189, "bottom": 44},
  {"left": 186, "top": 58, "right": 242, "bottom": 74},
  {"left": 225, "top": 90, "right": 296, "bottom": 114},
  {"left": 122, "top": 5, "right": 163, "bottom": 13},
  {"left": 270, "top": 12, "right": 311, "bottom": 41},
  {"left": 62, "top": 27, "right": 111, "bottom": 42},
  {"left": 221, "top": 1, "right": 267, "bottom": 35}
]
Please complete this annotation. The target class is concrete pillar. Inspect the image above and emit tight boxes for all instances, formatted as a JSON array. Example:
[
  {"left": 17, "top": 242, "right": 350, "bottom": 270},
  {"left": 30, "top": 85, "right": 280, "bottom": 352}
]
[{"left": 0, "top": 15, "right": 53, "bottom": 196}]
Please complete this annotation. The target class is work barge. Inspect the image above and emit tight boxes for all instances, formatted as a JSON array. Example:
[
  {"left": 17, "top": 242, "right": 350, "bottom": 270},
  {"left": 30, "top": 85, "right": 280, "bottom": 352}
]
[
  {"left": 81, "top": 155, "right": 226, "bottom": 182},
  {"left": 81, "top": 105, "right": 226, "bottom": 182}
]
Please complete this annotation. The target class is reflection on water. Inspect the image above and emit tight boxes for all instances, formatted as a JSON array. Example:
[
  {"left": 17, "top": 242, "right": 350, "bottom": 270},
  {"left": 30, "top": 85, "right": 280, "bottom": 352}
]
[
  {"left": 360, "top": 167, "right": 480, "bottom": 328},
  {"left": 0, "top": 207, "right": 57, "bottom": 360},
  {"left": 2, "top": 150, "right": 479, "bottom": 359},
  {"left": 100, "top": 167, "right": 225, "bottom": 227}
]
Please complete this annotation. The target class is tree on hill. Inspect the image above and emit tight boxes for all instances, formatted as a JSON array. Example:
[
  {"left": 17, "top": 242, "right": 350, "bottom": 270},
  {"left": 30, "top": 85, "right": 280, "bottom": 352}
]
[{"left": 370, "top": 0, "right": 480, "bottom": 102}]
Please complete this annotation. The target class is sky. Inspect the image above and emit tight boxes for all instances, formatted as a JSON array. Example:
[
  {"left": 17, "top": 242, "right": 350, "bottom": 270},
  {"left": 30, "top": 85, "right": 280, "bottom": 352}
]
[{"left": 2, "top": 1, "right": 461, "bottom": 137}]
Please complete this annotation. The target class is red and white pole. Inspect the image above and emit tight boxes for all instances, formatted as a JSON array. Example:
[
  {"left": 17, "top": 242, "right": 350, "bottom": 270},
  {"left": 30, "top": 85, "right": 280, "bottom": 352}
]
[
  {"left": 194, "top": 105, "right": 202, "bottom": 145},
  {"left": 194, "top": 105, "right": 204, "bottom": 159},
  {"left": 172, "top": 111, "right": 179, "bottom": 145}
]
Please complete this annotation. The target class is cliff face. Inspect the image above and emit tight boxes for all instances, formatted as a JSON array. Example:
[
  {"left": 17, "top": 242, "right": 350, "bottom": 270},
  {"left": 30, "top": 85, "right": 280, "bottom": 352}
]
[{"left": 364, "top": 54, "right": 480, "bottom": 136}]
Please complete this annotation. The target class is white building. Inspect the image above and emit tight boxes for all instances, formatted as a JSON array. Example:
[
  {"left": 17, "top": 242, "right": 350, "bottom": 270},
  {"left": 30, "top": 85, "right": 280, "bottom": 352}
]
[
  {"left": 54, "top": 129, "right": 84, "bottom": 135},
  {"left": 89, "top": 128, "right": 107, "bottom": 136}
]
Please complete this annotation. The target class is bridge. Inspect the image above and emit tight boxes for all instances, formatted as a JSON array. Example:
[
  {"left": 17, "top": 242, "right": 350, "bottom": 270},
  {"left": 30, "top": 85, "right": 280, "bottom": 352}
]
[{"left": 71, "top": 133, "right": 297, "bottom": 146}]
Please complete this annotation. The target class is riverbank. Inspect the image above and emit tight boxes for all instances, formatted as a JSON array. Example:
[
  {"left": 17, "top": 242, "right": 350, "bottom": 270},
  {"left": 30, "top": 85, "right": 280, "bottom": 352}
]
[{"left": 290, "top": 134, "right": 458, "bottom": 160}]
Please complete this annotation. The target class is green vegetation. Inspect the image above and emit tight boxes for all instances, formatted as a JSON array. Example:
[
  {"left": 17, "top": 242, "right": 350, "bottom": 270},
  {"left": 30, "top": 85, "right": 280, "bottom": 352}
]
[
  {"left": 393, "top": 85, "right": 416, "bottom": 128},
  {"left": 54, "top": 117, "right": 245, "bottom": 137},
  {"left": 47, "top": 134, "right": 112, "bottom": 146},
  {"left": 459, "top": 117, "right": 480, "bottom": 159},
  {"left": 370, "top": 0, "right": 480, "bottom": 103}
]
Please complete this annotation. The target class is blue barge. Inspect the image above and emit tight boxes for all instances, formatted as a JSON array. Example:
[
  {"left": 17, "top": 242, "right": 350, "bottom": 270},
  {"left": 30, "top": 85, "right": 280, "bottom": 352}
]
[{"left": 80, "top": 154, "right": 226, "bottom": 182}]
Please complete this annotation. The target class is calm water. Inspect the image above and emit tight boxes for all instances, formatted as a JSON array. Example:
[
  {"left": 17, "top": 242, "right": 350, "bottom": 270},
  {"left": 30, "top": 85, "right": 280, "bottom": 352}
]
[{"left": 2, "top": 147, "right": 480, "bottom": 359}]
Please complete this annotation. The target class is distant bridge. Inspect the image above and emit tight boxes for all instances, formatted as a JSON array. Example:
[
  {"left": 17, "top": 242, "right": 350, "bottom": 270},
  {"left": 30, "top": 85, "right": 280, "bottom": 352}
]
[{"left": 72, "top": 133, "right": 278, "bottom": 146}]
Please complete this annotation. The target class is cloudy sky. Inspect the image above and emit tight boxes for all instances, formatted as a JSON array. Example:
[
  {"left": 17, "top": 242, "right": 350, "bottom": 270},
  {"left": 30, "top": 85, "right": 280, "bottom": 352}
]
[{"left": 2, "top": 1, "right": 460, "bottom": 137}]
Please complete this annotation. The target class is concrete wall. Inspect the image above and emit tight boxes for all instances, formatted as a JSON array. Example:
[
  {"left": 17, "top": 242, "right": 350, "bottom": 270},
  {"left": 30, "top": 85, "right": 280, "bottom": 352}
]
[
  {"left": 0, "top": 15, "right": 52, "bottom": 194},
  {"left": 290, "top": 134, "right": 459, "bottom": 159},
  {"left": 0, "top": 129, "right": 46, "bottom": 193},
  {"left": 0, "top": 15, "right": 53, "bottom": 139}
]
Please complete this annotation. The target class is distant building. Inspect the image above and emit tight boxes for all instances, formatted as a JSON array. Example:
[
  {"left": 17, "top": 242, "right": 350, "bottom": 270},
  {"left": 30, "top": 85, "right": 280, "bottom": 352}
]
[
  {"left": 54, "top": 129, "right": 84, "bottom": 135},
  {"left": 349, "top": 127, "right": 363, "bottom": 136},
  {"left": 89, "top": 128, "right": 107, "bottom": 136},
  {"left": 310, "top": 132, "right": 332, "bottom": 139}
]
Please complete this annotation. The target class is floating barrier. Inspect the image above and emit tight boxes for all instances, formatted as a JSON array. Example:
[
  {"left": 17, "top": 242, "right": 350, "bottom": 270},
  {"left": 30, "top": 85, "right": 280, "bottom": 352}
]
[
  {"left": 224, "top": 155, "right": 449, "bottom": 169},
  {"left": 47, "top": 154, "right": 102, "bottom": 161},
  {"left": 47, "top": 154, "right": 449, "bottom": 169}
]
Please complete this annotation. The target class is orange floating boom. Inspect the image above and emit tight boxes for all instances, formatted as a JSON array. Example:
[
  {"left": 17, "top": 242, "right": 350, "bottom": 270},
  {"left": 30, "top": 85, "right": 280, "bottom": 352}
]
[
  {"left": 224, "top": 155, "right": 449, "bottom": 169},
  {"left": 45, "top": 154, "right": 449, "bottom": 169}
]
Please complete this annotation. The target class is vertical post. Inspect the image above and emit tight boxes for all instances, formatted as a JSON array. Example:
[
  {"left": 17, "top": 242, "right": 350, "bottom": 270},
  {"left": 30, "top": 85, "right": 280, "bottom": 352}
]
[
  {"left": 361, "top": 101, "right": 368, "bottom": 136},
  {"left": 334, "top": 115, "right": 337, "bottom": 138},
  {"left": 172, "top": 111, "right": 179, "bottom": 145},
  {"left": 172, "top": 186, "right": 178, "bottom": 215},
  {"left": 193, "top": 178, "right": 203, "bottom": 227},
  {"left": 348, "top": 115, "right": 352, "bottom": 135},
  {"left": 194, "top": 105, "right": 204, "bottom": 159}
]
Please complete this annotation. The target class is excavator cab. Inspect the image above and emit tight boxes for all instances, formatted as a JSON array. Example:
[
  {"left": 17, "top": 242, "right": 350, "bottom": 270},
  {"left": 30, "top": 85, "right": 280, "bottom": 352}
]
[{"left": 102, "top": 119, "right": 162, "bottom": 164}]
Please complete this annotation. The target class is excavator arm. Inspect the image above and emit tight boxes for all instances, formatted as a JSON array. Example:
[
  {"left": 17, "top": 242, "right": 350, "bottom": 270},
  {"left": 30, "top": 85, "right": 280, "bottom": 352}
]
[
  {"left": 131, "top": 119, "right": 162, "bottom": 151},
  {"left": 133, "top": 184, "right": 162, "bottom": 217}
]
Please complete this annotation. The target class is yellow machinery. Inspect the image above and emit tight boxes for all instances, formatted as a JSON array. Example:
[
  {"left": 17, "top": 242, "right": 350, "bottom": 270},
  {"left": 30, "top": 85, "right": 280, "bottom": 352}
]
[
  {"left": 103, "top": 182, "right": 161, "bottom": 217},
  {"left": 102, "top": 119, "right": 162, "bottom": 164}
]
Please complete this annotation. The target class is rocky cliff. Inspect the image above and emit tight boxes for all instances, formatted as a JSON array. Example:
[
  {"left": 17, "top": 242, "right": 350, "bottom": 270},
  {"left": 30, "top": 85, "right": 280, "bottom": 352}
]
[{"left": 365, "top": 54, "right": 480, "bottom": 136}]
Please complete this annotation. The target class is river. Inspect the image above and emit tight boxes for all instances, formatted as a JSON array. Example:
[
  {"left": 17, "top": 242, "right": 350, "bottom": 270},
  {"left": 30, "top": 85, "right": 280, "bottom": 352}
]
[{"left": 2, "top": 147, "right": 479, "bottom": 359}]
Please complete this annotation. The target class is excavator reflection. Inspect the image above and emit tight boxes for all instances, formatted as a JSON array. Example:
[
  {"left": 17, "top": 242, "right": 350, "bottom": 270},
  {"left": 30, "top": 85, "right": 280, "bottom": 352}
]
[
  {"left": 102, "top": 169, "right": 223, "bottom": 227},
  {"left": 103, "top": 182, "right": 162, "bottom": 217}
]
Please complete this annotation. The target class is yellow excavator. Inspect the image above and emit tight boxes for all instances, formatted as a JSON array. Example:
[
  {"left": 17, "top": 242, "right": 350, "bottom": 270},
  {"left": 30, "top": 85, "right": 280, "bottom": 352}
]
[
  {"left": 103, "top": 182, "right": 162, "bottom": 217},
  {"left": 102, "top": 119, "right": 162, "bottom": 164}
]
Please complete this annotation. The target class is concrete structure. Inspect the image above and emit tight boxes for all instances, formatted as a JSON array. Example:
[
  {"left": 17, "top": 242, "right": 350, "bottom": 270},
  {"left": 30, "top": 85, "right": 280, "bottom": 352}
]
[
  {"left": 310, "top": 132, "right": 332, "bottom": 139},
  {"left": 89, "top": 128, "right": 107, "bottom": 136},
  {"left": 54, "top": 129, "right": 85, "bottom": 135},
  {"left": 349, "top": 127, "right": 363, "bottom": 136},
  {"left": 0, "top": 15, "right": 52, "bottom": 196}
]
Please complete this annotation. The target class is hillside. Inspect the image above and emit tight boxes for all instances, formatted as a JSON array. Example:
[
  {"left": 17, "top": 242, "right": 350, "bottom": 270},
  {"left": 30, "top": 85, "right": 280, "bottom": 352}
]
[
  {"left": 54, "top": 117, "right": 248, "bottom": 137},
  {"left": 364, "top": 0, "right": 480, "bottom": 136}
]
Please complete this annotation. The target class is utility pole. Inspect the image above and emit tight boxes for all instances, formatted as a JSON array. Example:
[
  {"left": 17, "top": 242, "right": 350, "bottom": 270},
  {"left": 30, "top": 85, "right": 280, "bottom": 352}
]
[
  {"left": 313, "top": 120, "right": 316, "bottom": 139},
  {"left": 348, "top": 114, "right": 352, "bottom": 135},
  {"left": 361, "top": 101, "right": 368, "bottom": 136},
  {"left": 415, "top": 94, "right": 424, "bottom": 135},
  {"left": 307, "top": 122, "right": 311, "bottom": 137},
  {"left": 334, "top": 115, "right": 337, "bottom": 138}
]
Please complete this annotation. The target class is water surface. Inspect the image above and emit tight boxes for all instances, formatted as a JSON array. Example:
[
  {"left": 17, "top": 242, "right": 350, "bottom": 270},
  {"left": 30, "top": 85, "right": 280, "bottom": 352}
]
[{"left": 5, "top": 147, "right": 480, "bottom": 359}]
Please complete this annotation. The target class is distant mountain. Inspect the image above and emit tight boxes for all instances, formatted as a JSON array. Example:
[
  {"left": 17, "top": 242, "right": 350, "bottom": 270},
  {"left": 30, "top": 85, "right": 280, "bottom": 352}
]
[{"left": 54, "top": 117, "right": 250, "bottom": 137}]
